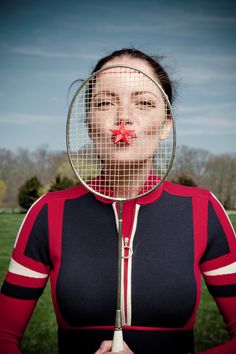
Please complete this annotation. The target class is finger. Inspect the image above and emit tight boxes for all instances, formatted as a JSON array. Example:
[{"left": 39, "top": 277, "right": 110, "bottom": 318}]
[{"left": 94, "top": 340, "right": 113, "bottom": 354}]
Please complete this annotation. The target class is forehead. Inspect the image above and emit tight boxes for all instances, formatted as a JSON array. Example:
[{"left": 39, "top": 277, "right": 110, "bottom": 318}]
[
  {"left": 101, "top": 57, "right": 156, "bottom": 79},
  {"left": 93, "top": 66, "right": 159, "bottom": 96}
]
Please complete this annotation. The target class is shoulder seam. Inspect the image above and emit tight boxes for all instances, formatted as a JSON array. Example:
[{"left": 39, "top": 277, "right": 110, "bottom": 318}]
[
  {"left": 44, "top": 185, "right": 89, "bottom": 202},
  {"left": 163, "top": 181, "right": 210, "bottom": 198}
]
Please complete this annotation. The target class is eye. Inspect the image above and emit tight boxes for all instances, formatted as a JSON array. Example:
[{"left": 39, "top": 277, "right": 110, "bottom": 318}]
[
  {"left": 136, "top": 100, "right": 156, "bottom": 109},
  {"left": 94, "top": 100, "right": 114, "bottom": 110},
  {"left": 98, "top": 101, "right": 112, "bottom": 107}
]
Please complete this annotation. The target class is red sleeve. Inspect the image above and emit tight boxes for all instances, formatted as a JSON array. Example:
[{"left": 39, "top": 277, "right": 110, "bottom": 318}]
[
  {"left": 0, "top": 294, "right": 37, "bottom": 353},
  {"left": 199, "top": 337, "right": 236, "bottom": 354},
  {"left": 0, "top": 194, "right": 50, "bottom": 352},
  {"left": 199, "top": 193, "right": 236, "bottom": 353}
]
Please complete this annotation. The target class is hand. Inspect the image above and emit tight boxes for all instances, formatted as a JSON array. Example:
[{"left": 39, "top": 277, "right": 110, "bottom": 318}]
[{"left": 94, "top": 340, "right": 134, "bottom": 354}]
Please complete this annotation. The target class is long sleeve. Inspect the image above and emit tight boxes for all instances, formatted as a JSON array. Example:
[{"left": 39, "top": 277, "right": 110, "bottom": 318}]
[
  {"left": 0, "top": 194, "right": 51, "bottom": 353},
  {"left": 199, "top": 193, "right": 236, "bottom": 353}
]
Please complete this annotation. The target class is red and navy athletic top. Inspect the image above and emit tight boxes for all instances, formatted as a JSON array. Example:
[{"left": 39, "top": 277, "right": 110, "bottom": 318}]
[{"left": 0, "top": 181, "right": 236, "bottom": 354}]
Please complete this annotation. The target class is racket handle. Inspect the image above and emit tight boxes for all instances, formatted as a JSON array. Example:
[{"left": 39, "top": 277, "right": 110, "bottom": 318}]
[{"left": 112, "top": 328, "right": 124, "bottom": 352}]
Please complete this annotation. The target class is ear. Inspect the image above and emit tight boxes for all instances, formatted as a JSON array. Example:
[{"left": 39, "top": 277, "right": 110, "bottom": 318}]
[{"left": 160, "top": 116, "right": 173, "bottom": 140}]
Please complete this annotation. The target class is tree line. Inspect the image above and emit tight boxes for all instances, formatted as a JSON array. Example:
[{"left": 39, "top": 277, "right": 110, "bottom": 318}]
[{"left": 0, "top": 145, "right": 235, "bottom": 210}]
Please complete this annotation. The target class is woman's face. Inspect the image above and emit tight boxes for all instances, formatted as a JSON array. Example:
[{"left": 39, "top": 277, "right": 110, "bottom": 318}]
[{"left": 88, "top": 57, "right": 171, "bottom": 164}]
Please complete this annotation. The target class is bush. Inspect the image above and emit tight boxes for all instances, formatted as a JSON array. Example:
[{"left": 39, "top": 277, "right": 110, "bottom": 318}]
[
  {"left": 18, "top": 176, "right": 42, "bottom": 210},
  {"left": 49, "top": 175, "right": 75, "bottom": 192},
  {"left": 176, "top": 174, "right": 197, "bottom": 187}
]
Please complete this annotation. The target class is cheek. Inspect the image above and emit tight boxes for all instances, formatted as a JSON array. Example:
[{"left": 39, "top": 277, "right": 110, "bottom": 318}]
[
  {"left": 141, "top": 115, "right": 162, "bottom": 137},
  {"left": 147, "top": 109, "right": 166, "bottom": 136},
  {"left": 89, "top": 111, "right": 113, "bottom": 137}
]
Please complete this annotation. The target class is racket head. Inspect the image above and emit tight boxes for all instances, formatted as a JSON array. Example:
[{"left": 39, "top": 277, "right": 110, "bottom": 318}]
[{"left": 66, "top": 65, "right": 176, "bottom": 201}]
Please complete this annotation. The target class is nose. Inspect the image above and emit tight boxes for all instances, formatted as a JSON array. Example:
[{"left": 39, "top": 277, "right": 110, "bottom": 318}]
[{"left": 115, "top": 103, "right": 133, "bottom": 126}]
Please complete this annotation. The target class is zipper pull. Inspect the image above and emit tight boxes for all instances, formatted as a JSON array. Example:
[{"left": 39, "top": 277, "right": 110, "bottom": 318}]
[
  {"left": 124, "top": 237, "right": 129, "bottom": 248},
  {"left": 122, "top": 237, "right": 133, "bottom": 259}
]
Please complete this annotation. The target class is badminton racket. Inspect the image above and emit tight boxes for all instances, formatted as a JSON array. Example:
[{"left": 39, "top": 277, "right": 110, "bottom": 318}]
[{"left": 66, "top": 65, "right": 176, "bottom": 352}]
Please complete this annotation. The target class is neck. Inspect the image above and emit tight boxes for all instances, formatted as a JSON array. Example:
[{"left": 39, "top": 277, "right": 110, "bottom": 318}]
[{"left": 102, "top": 159, "right": 152, "bottom": 198}]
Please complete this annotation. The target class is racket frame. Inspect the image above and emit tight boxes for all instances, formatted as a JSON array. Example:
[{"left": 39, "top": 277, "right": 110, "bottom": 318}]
[{"left": 66, "top": 64, "right": 176, "bottom": 201}]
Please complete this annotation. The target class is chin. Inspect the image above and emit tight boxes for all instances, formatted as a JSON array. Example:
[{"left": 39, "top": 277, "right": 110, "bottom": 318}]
[{"left": 102, "top": 154, "right": 152, "bottom": 165}]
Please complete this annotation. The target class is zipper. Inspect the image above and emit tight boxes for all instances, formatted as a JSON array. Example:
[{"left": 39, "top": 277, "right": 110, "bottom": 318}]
[
  {"left": 122, "top": 236, "right": 132, "bottom": 325},
  {"left": 112, "top": 202, "right": 140, "bottom": 326}
]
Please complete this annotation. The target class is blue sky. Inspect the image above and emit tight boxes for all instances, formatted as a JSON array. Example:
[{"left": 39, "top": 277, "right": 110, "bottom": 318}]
[{"left": 0, "top": 0, "right": 235, "bottom": 154}]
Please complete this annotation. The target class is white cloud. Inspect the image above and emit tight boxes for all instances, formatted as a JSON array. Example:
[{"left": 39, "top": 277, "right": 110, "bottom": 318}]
[
  {"left": 0, "top": 42, "right": 98, "bottom": 60},
  {"left": 0, "top": 112, "right": 64, "bottom": 125},
  {"left": 177, "top": 102, "right": 236, "bottom": 136},
  {"left": 14, "top": 46, "right": 98, "bottom": 60},
  {"left": 178, "top": 68, "right": 236, "bottom": 85},
  {"left": 175, "top": 52, "right": 236, "bottom": 86},
  {"left": 92, "top": 6, "right": 236, "bottom": 34}
]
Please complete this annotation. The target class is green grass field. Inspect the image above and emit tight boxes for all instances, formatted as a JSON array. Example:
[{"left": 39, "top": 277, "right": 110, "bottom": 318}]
[{"left": 0, "top": 213, "right": 236, "bottom": 353}]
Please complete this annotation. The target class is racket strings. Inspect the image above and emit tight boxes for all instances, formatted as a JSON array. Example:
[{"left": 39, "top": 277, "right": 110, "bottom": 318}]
[{"left": 67, "top": 66, "right": 174, "bottom": 200}]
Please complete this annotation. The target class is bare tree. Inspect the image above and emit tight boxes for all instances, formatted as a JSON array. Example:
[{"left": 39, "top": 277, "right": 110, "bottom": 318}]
[
  {"left": 0, "top": 146, "right": 235, "bottom": 209},
  {"left": 204, "top": 153, "right": 236, "bottom": 209},
  {"left": 32, "top": 145, "right": 67, "bottom": 185},
  {"left": 170, "top": 145, "right": 212, "bottom": 186},
  {"left": 0, "top": 147, "right": 67, "bottom": 206}
]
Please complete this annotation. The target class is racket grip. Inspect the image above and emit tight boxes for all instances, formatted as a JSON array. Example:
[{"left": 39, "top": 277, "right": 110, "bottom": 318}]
[{"left": 112, "top": 328, "right": 124, "bottom": 352}]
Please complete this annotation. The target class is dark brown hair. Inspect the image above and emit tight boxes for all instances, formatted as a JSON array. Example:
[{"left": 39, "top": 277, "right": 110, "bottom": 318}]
[{"left": 91, "top": 48, "right": 174, "bottom": 104}]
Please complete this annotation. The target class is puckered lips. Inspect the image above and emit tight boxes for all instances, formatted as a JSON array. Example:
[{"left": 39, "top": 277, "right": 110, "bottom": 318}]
[{"left": 109, "top": 120, "right": 136, "bottom": 145}]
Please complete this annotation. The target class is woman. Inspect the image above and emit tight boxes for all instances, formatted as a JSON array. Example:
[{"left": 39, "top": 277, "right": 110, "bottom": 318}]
[{"left": 0, "top": 49, "right": 236, "bottom": 354}]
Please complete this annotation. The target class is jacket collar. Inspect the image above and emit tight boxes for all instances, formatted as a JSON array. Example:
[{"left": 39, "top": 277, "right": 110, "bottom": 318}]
[{"left": 92, "top": 173, "right": 164, "bottom": 205}]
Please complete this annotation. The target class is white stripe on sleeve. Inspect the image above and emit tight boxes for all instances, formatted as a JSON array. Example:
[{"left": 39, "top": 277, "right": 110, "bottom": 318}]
[
  {"left": 9, "top": 258, "right": 48, "bottom": 278},
  {"left": 204, "top": 261, "right": 236, "bottom": 276}
]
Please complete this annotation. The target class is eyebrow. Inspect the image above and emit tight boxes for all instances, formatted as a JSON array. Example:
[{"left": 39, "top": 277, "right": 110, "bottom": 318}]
[
  {"left": 93, "top": 91, "right": 117, "bottom": 98},
  {"left": 93, "top": 90, "right": 158, "bottom": 99},
  {"left": 133, "top": 91, "right": 158, "bottom": 99}
]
